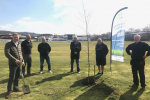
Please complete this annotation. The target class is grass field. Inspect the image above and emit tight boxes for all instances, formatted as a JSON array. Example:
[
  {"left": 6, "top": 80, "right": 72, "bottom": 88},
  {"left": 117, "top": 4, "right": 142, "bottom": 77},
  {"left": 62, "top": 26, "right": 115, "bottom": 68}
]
[{"left": 0, "top": 41, "right": 150, "bottom": 100}]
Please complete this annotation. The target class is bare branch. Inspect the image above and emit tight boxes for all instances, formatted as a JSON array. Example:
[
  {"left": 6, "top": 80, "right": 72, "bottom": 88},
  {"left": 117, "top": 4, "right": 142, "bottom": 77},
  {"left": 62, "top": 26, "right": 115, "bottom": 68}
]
[
  {"left": 89, "top": 50, "right": 95, "bottom": 55},
  {"left": 74, "top": 15, "right": 85, "bottom": 23}
]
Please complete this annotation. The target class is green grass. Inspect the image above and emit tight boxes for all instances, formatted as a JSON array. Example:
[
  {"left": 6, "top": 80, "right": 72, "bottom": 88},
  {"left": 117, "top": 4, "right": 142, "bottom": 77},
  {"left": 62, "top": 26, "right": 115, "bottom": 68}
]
[
  {"left": 112, "top": 49, "right": 124, "bottom": 56},
  {"left": 0, "top": 41, "right": 150, "bottom": 100}
]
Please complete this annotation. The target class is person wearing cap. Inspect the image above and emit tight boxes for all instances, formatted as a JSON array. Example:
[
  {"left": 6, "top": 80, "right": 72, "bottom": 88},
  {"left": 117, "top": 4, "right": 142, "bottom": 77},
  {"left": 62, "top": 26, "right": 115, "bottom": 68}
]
[
  {"left": 126, "top": 35, "right": 150, "bottom": 91},
  {"left": 70, "top": 36, "right": 81, "bottom": 73},
  {"left": 95, "top": 38, "right": 109, "bottom": 75}
]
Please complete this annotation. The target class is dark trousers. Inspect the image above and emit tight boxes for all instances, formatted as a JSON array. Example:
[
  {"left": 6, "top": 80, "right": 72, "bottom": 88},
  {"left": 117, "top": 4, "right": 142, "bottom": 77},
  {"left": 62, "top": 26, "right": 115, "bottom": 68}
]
[
  {"left": 40, "top": 55, "right": 51, "bottom": 71},
  {"left": 7, "top": 63, "right": 20, "bottom": 93},
  {"left": 22, "top": 54, "right": 32, "bottom": 75},
  {"left": 131, "top": 59, "right": 146, "bottom": 87},
  {"left": 71, "top": 59, "right": 80, "bottom": 72}
]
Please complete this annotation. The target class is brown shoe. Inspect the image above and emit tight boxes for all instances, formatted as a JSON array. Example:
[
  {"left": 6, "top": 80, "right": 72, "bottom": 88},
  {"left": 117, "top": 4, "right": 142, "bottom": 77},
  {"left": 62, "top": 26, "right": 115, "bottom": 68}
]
[
  {"left": 13, "top": 89, "right": 22, "bottom": 92},
  {"left": 129, "top": 84, "right": 138, "bottom": 87},
  {"left": 5, "top": 93, "right": 11, "bottom": 99}
]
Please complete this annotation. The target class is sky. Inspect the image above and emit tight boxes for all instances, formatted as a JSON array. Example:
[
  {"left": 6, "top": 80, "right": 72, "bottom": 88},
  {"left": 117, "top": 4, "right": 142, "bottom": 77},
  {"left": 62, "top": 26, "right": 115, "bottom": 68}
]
[{"left": 0, "top": 0, "right": 150, "bottom": 35}]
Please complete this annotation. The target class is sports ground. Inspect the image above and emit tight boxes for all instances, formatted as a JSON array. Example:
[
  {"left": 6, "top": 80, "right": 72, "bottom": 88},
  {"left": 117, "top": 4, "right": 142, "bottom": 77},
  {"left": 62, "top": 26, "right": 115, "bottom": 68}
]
[{"left": 0, "top": 41, "right": 150, "bottom": 100}]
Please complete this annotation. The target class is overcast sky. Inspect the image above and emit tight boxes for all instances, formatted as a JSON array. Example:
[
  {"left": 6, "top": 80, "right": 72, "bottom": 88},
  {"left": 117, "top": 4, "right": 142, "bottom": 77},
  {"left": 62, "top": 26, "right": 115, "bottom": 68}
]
[{"left": 0, "top": 0, "right": 150, "bottom": 35}]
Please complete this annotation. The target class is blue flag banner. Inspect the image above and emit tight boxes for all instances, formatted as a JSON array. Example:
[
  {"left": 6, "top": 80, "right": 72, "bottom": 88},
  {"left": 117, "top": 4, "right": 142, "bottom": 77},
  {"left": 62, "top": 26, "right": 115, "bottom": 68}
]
[{"left": 111, "top": 7, "right": 128, "bottom": 62}]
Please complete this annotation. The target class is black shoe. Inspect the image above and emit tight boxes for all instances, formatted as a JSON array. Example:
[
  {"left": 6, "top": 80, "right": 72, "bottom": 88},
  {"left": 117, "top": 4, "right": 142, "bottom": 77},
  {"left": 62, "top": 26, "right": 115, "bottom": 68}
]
[
  {"left": 141, "top": 87, "right": 146, "bottom": 91},
  {"left": 101, "top": 72, "right": 104, "bottom": 75},
  {"left": 97, "top": 72, "right": 101, "bottom": 75},
  {"left": 27, "top": 73, "right": 31, "bottom": 76},
  {"left": 70, "top": 71, "right": 73, "bottom": 73},
  {"left": 129, "top": 84, "right": 138, "bottom": 87}
]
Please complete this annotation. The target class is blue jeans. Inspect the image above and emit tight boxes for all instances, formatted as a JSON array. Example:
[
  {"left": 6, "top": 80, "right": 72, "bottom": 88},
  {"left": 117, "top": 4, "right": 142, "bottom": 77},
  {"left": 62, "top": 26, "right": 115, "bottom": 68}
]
[
  {"left": 40, "top": 55, "right": 51, "bottom": 71},
  {"left": 71, "top": 59, "right": 80, "bottom": 72}
]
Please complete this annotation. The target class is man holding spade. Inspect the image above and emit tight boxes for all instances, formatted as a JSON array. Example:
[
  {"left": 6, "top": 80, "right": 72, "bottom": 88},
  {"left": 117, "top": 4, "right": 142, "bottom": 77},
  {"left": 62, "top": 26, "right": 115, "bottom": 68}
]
[
  {"left": 126, "top": 35, "right": 150, "bottom": 91},
  {"left": 4, "top": 33, "right": 24, "bottom": 99}
]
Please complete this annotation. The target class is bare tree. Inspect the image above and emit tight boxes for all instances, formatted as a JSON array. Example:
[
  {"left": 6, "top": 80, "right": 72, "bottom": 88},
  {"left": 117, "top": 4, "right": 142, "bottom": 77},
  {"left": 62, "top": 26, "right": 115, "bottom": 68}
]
[
  {"left": 74, "top": 1, "right": 98, "bottom": 84},
  {"left": 143, "top": 26, "right": 150, "bottom": 32},
  {"left": 143, "top": 25, "right": 150, "bottom": 41},
  {"left": 135, "top": 29, "right": 141, "bottom": 32},
  {"left": 128, "top": 28, "right": 135, "bottom": 32}
]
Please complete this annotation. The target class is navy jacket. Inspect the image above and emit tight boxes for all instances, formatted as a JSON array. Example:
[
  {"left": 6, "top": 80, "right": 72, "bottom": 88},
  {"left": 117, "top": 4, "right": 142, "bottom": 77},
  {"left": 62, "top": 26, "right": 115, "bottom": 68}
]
[
  {"left": 126, "top": 42, "right": 150, "bottom": 60},
  {"left": 38, "top": 42, "right": 51, "bottom": 56},
  {"left": 95, "top": 42, "right": 109, "bottom": 59},
  {"left": 70, "top": 41, "right": 81, "bottom": 59}
]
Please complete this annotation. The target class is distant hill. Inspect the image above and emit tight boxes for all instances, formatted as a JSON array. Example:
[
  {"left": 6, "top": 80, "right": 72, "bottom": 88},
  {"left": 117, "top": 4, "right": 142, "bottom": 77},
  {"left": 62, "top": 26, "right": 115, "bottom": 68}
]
[{"left": 0, "top": 30, "right": 41, "bottom": 36}]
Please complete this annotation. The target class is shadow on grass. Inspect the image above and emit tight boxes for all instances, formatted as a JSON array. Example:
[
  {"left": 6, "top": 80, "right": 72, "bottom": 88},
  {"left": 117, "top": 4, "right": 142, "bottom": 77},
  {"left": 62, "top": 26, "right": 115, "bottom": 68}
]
[
  {"left": 0, "top": 72, "right": 40, "bottom": 84},
  {"left": 24, "top": 72, "right": 40, "bottom": 78},
  {"left": 70, "top": 74, "right": 102, "bottom": 87},
  {"left": 70, "top": 74, "right": 114, "bottom": 100},
  {"left": 35, "top": 72, "right": 72, "bottom": 85},
  {"left": 74, "top": 80, "right": 114, "bottom": 100},
  {"left": 119, "top": 87, "right": 144, "bottom": 100},
  {"left": 0, "top": 78, "right": 8, "bottom": 84},
  {"left": 0, "top": 92, "right": 7, "bottom": 98}
]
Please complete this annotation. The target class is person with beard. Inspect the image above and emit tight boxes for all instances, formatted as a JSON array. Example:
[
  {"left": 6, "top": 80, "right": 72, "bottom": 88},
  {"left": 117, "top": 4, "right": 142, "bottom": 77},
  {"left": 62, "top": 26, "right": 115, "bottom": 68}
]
[{"left": 4, "top": 33, "right": 23, "bottom": 99}]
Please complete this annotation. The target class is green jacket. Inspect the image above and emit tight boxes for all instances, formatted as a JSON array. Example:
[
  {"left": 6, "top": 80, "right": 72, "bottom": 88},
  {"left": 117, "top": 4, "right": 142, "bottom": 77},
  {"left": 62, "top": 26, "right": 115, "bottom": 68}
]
[{"left": 5, "top": 40, "right": 23, "bottom": 64}]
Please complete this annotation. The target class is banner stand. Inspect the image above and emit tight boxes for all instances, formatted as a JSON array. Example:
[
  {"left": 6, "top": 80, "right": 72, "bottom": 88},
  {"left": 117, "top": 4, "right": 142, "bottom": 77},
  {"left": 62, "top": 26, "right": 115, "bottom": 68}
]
[{"left": 110, "top": 7, "right": 128, "bottom": 73}]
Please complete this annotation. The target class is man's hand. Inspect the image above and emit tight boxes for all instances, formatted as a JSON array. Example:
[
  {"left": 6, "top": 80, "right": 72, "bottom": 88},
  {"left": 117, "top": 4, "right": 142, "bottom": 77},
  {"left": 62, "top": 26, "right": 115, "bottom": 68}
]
[
  {"left": 15, "top": 60, "right": 20, "bottom": 64},
  {"left": 74, "top": 52, "right": 77, "bottom": 54},
  {"left": 22, "top": 62, "right": 25, "bottom": 67},
  {"left": 143, "top": 55, "right": 148, "bottom": 58}
]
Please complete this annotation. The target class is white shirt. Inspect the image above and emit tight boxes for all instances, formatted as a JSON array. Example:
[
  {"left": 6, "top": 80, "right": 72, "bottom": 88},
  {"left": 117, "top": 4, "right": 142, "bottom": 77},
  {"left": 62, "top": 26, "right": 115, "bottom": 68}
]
[{"left": 13, "top": 41, "right": 18, "bottom": 48}]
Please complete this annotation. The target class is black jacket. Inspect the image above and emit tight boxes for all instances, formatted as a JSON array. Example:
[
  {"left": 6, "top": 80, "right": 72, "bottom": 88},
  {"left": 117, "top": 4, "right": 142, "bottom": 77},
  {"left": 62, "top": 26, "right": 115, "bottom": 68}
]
[
  {"left": 126, "top": 42, "right": 150, "bottom": 60},
  {"left": 38, "top": 42, "right": 51, "bottom": 56},
  {"left": 21, "top": 40, "right": 32, "bottom": 54},
  {"left": 70, "top": 41, "right": 81, "bottom": 59},
  {"left": 95, "top": 42, "right": 109, "bottom": 59}
]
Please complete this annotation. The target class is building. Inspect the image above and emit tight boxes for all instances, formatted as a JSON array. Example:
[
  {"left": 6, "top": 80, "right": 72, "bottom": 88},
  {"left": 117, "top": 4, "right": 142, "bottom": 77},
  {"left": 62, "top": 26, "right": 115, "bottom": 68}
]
[
  {"left": 37, "top": 34, "right": 54, "bottom": 42},
  {"left": 77, "top": 35, "right": 88, "bottom": 41},
  {"left": 63, "top": 34, "right": 76, "bottom": 41}
]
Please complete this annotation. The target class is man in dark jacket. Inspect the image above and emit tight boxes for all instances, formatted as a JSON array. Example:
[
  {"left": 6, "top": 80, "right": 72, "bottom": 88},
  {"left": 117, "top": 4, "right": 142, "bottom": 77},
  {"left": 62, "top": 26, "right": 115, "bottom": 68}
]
[
  {"left": 21, "top": 34, "right": 32, "bottom": 75},
  {"left": 126, "top": 35, "right": 150, "bottom": 91},
  {"left": 38, "top": 37, "right": 51, "bottom": 74},
  {"left": 95, "top": 38, "right": 109, "bottom": 75},
  {"left": 4, "top": 33, "right": 23, "bottom": 99},
  {"left": 70, "top": 36, "right": 81, "bottom": 73}
]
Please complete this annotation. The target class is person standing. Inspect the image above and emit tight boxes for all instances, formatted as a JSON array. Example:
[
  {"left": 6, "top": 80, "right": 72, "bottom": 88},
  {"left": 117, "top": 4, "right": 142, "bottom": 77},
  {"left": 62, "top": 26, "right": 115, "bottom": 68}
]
[
  {"left": 21, "top": 34, "right": 32, "bottom": 76},
  {"left": 38, "top": 37, "right": 52, "bottom": 73},
  {"left": 126, "top": 35, "right": 150, "bottom": 91},
  {"left": 95, "top": 38, "right": 109, "bottom": 75},
  {"left": 70, "top": 36, "right": 81, "bottom": 73},
  {"left": 4, "top": 33, "right": 23, "bottom": 99}
]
